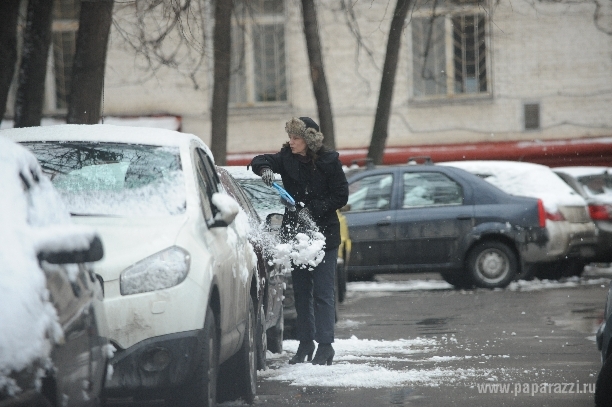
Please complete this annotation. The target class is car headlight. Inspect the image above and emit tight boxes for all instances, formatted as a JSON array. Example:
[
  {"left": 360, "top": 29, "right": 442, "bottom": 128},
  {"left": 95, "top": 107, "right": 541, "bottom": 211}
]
[{"left": 120, "top": 246, "right": 190, "bottom": 295}]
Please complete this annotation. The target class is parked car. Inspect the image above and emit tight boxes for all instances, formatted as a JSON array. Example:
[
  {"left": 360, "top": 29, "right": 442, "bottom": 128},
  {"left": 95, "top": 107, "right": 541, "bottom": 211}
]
[
  {"left": 5, "top": 124, "right": 258, "bottom": 406},
  {"left": 343, "top": 160, "right": 549, "bottom": 289},
  {"left": 596, "top": 281, "right": 612, "bottom": 406},
  {"left": 215, "top": 166, "right": 285, "bottom": 367},
  {"left": 221, "top": 166, "right": 351, "bottom": 330},
  {"left": 553, "top": 166, "right": 612, "bottom": 263},
  {"left": 441, "top": 160, "right": 599, "bottom": 278},
  {"left": 0, "top": 136, "right": 109, "bottom": 407}
]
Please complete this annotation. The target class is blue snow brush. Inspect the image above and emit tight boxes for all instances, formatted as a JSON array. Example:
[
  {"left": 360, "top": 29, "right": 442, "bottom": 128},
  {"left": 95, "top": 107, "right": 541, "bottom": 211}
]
[{"left": 272, "top": 182, "right": 296, "bottom": 211}]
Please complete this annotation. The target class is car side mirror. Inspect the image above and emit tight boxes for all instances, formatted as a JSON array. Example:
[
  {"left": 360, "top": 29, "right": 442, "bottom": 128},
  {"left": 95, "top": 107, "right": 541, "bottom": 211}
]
[
  {"left": 339, "top": 204, "right": 351, "bottom": 212},
  {"left": 39, "top": 235, "right": 104, "bottom": 264},
  {"left": 265, "top": 213, "right": 284, "bottom": 232}
]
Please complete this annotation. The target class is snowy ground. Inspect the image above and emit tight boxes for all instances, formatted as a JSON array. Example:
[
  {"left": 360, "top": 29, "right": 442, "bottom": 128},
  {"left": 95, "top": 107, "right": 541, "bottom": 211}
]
[{"left": 246, "top": 265, "right": 611, "bottom": 397}]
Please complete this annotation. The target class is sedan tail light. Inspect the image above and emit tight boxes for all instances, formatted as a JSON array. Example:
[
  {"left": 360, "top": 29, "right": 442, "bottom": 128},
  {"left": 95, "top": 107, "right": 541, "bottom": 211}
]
[
  {"left": 589, "top": 204, "right": 612, "bottom": 221},
  {"left": 537, "top": 199, "right": 546, "bottom": 227},
  {"left": 546, "top": 211, "right": 566, "bottom": 222}
]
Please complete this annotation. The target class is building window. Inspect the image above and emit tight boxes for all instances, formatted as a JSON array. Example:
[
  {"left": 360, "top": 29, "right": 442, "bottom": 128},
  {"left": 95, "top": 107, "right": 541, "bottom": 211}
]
[
  {"left": 49, "top": 0, "right": 79, "bottom": 111},
  {"left": 230, "top": 0, "right": 287, "bottom": 105},
  {"left": 412, "top": 11, "right": 489, "bottom": 98}
]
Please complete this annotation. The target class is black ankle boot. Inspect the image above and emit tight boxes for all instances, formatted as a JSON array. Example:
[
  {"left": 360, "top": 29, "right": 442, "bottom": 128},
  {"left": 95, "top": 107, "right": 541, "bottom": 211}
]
[
  {"left": 311, "top": 344, "right": 335, "bottom": 365},
  {"left": 289, "top": 341, "right": 315, "bottom": 364}
]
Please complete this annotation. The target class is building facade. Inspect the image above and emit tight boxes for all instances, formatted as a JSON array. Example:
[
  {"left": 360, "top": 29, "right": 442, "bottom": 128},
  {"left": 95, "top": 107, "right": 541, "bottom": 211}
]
[{"left": 4, "top": 0, "right": 612, "bottom": 165}]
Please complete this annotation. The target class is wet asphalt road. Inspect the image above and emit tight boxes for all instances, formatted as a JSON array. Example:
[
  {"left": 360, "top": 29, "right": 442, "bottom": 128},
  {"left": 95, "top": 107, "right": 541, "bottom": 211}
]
[
  {"left": 255, "top": 269, "right": 609, "bottom": 407},
  {"left": 107, "top": 268, "right": 611, "bottom": 407}
]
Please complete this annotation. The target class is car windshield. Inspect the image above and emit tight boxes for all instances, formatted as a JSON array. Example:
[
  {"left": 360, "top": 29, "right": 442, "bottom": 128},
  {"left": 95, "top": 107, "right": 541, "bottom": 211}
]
[
  {"left": 577, "top": 173, "right": 612, "bottom": 197},
  {"left": 235, "top": 179, "right": 285, "bottom": 219},
  {"left": 22, "top": 141, "right": 186, "bottom": 217}
]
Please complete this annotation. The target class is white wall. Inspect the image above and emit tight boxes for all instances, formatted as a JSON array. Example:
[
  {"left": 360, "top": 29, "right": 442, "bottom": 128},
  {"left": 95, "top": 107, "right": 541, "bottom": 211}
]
[{"left": 100, "top": 0, "right": 612, "bottom": 154}]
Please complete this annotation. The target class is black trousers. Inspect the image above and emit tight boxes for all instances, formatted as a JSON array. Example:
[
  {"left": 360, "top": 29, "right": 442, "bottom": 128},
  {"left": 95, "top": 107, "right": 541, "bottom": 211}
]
[{"left": 291, "top": 248, "right": 337, "bottom": 344}]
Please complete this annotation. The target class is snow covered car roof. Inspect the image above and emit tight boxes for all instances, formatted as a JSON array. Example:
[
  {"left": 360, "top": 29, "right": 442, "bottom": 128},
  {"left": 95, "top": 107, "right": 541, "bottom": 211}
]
[
  {"left": 440, "top": 160, "right": 586, "bottom": 212},
  {"left": 1, "top": 124, "right": 214, "bottom": 163},
  {"left": 553, "top": 166, "right": 611, "bottom": 178}
]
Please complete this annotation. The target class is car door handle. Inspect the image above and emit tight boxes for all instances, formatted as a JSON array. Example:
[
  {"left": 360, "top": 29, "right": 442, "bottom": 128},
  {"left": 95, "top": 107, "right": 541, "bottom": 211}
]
[
  {"left": 376, "top": 220, "right": 391, "bottom": 226},
  {"left": 456, "top": 215, "right": 472, "bottom": 220}
]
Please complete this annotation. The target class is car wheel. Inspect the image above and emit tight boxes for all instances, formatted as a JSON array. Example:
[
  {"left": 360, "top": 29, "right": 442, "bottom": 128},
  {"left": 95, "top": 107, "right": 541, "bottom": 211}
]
[
  {"left": 596, "top": 352, "right": 612, "bottom": 407},
  {"left": 467, "top": 241, "right": 517, "bottom": 289},
  {"left": 267, "top": 305, "right": 284, "bottom": 354},
  {"left": 218, "top": 296, "right": 257, "bottom": 404},
  {"left": 337, "top": 259, "right": 347, "bottom": 303},
  {"left": 167, "top": 306, "right": 218, "bottom": 407},
  {"left": 256, "top": 300, "right": 267, "bottom": 370}
]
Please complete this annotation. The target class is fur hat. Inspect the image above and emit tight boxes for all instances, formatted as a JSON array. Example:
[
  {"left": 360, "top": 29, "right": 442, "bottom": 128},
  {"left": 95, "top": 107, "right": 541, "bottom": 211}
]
[{"left": 285, "top": 117, "right": 324, "bottom": 152}]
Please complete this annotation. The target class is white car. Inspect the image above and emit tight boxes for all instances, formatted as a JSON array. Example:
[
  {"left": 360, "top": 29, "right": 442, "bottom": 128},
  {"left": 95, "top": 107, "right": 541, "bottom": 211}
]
[
  {"left": 554, "top": 166, "right": 612, "bottom": 263},
  {"left": 441, "top": 160, "right": 598, "bottom": 278},
  {"left": 0, "top": 137, "right": 109, "bottom": 407},
  {"left": 4, "top": 124, "right": 258, "bottom": 406}
]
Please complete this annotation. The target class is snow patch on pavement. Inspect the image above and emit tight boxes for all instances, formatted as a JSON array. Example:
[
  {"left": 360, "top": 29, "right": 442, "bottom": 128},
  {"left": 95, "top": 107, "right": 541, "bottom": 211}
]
[{"left": 261, "top": 336, "right": 509, "bottom": 388}]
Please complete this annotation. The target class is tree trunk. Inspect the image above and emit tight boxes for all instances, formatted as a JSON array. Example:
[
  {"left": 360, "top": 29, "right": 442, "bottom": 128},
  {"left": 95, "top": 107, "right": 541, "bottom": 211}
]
[
  {"left": 14, "top": 0, "right": 53, "bottom": 128},
  {"left": 210, "top": 0, "right": 233, "bottom": 166},
  {"left": 301, "top": 0, "right": 335, "bottom": 150},
  {"left": 367, "top": 0, "right": 411, "bottom": 164},
  {"left": 67, "top": 0, "right": 114, "bottom": 124},
  {"left": 0, "top": 0, "right": 21, "bottom": 126}
]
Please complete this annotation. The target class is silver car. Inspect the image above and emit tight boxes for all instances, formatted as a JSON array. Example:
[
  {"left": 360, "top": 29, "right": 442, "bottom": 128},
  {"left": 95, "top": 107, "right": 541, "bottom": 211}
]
[
  {"left": 554, "top": 166, "right": 612, "bottom": 263},
  {"left": 441, "top": 160, "right": 598, "bottom": 278}
]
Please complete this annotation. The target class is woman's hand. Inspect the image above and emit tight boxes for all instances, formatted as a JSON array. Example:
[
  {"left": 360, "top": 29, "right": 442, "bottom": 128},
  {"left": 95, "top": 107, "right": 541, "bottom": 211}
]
[{"left": 261, "top": 168, "right": 274, "bottom": 187}]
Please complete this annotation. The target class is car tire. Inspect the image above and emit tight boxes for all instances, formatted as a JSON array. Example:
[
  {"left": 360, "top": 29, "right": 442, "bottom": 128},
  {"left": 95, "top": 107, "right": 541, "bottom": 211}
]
[
  {"left": 337, "top": 259, "right": 347, "bottom": 303},
  {"left": 218, "top": 296, "right": 257, "bottom": 404},
  {"left": 267, "top": 305, "right": 284, "bottom": 354},
  {"left": 467, "top": 241, "right": 517, "bottom": 289},
  {"left": 166, "top": 305, "right": 218, "bottom": 407},
  {"left": 440, "top": 270, "right": 473, "bottom": 289},
  {"left": 596, "top": 352, "right": 612, "bottom": 407},
  {"left": 256, "top": 299, "right": 267, "bottom": 370}
]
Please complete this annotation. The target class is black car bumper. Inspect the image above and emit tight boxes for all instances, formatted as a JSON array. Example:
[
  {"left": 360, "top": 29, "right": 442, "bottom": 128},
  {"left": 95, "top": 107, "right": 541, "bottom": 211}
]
[{"left": 104, "top": 330, "right": 204, "bottom": 399}]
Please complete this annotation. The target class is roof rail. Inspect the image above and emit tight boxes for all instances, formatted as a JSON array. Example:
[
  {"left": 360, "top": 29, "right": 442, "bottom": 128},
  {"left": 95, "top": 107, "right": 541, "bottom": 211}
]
[{"left": 407, "top": 156, "right": 433, "bottom": 165}]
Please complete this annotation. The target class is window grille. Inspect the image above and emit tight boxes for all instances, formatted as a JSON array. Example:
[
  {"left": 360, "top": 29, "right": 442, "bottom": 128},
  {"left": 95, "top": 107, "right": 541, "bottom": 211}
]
[
  {"left": 412, "top": 12, "right": 489, "bottom": 98},
  {"left": 230, "top": 0, "right": 287, "bottom": 105}
]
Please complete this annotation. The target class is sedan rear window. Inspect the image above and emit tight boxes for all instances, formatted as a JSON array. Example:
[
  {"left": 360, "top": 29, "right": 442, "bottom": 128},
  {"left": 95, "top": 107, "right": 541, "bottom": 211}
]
[
  {"left": 578, "top": 173, "right": 612, "bottom": 197},
  {"left": 22, "top": 142, "right": 186, "bottom": 217}
]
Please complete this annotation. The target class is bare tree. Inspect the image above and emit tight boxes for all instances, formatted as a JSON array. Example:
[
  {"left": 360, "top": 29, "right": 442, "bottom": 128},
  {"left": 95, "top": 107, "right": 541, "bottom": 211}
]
[
  {"left": 14, "top": 0, "right": 53, "bottom": 128},
  {"left": 367, "top": 0, "right": 411, "bottom": 164},
  {"left": 210, "top": 0, "right": 233, "bottom": 165},
  {"left": 0, "top": 0, "right": 20, "bottom": 126},
  {"left": 301, "top": 0, "right": 335, "bottom": 150},
  {"left": 67, "top": 0, "right": 114, "bottom": 124}
]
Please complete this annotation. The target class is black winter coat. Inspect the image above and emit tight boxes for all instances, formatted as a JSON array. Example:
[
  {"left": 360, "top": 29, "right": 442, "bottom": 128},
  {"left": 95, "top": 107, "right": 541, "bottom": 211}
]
[{"left": 250, "top": 146, "right": 348, "bottom": 250}]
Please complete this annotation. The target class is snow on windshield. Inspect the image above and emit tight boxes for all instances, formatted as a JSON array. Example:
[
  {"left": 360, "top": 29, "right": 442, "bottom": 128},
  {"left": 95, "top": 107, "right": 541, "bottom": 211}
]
[
  {"left": 441, "top": 160, "right": 585, "bottom": 212},
  {"left": 23, "top": 142, "right": 186, "bottom": 217}
]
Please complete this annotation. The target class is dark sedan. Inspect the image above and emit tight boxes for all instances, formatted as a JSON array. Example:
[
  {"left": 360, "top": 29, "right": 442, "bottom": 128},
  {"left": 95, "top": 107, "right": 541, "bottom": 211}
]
[{"left": 343, "top": 162, "right": 549, "bottom": 289}]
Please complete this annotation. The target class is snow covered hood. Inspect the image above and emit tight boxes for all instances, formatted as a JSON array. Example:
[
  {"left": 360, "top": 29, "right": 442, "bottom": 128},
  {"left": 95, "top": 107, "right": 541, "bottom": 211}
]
[{"left": 71, "top": 215, "right": 188, "bottom": 282}]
